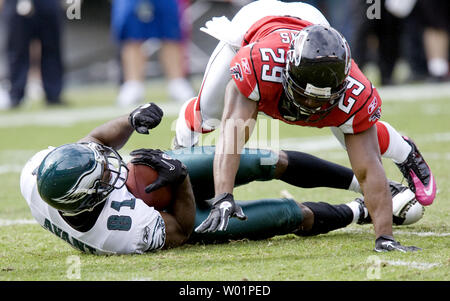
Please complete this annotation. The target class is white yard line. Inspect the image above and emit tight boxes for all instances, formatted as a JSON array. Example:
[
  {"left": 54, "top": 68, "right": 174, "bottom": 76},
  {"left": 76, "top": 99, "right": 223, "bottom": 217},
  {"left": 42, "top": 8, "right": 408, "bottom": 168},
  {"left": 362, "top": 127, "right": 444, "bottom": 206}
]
[
  {"left": 0, "top": 102, "right": 182, "bottom": 128},
  {"left": 383, "top": 260, "right": 441, "bottom": 270},
  {"left": 0, "top": 82, "right": 449, "bottom": 128},
  {"left": 0, "top": 221, "right": 442, "bottom": 271},
  {"left": 1, "top": 217, "right": 448, "bottom": 239},
  {"left": 278, "top": 136, "right": 342, "bottom": 152},
  {"left": 393, "top": 230, "right": 450, "bottom": 237},
  {"left": 0, "top": 219, "right": 37, "bottom": 226},
  {"left": 0, "top": 164, "right": 24, "bottom": 174},
  {"left": 1, "top": 148, "right": 449, "bottom": 177},
  {"left": 378, "top": 82, "right": 450, "bottom": 102},
  {"left": 337, "top": 228, "right": 450, "bottom": 237}
]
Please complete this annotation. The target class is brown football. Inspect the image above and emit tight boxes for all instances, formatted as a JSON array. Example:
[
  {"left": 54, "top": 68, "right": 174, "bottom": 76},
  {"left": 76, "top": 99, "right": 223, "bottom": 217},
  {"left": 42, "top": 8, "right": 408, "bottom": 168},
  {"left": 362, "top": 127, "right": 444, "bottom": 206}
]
[{"left": 125, "top": 162, "right": 172, "bottom": 210}]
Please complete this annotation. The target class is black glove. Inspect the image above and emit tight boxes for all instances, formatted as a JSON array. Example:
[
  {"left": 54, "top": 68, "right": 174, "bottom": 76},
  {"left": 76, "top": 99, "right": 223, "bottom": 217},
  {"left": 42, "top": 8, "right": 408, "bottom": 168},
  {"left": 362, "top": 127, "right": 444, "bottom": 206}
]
[
  {"left": 129, "top": 103, "right": 164, "bottom": 134},
  {"left": 130, "top": 148, "right": 187, "bottom": 192},
  {"left": 195, "top": 193, "right": 247, "bottom": 233},
  {"left": 374, "top": 235, "right": 421, "bottom": 253}
]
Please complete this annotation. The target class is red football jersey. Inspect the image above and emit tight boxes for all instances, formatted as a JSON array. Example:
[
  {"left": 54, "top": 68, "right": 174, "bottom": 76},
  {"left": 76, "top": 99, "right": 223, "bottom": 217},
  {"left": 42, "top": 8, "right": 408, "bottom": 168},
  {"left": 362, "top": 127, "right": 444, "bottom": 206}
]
[{"left": 230, "top": 16, "right": 382, "bottom": 134}]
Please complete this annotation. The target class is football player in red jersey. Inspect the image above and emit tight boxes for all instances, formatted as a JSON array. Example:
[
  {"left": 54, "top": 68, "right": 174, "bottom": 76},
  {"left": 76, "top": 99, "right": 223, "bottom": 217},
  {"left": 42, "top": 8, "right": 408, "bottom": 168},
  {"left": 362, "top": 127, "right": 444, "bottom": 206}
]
[{"left": 180, "top": 2, "right": 436, "bottom": 252}]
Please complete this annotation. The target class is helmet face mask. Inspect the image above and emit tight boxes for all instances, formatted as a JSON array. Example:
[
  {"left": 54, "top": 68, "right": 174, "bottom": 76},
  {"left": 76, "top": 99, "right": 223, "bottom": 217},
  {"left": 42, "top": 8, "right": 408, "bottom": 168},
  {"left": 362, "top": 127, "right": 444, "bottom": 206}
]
[
  {"left": 37, "top": 142, "right": 128, "bottom": 216},
  {"left": 282, "top": 24, "right": 351, "bottom": 122},
  {"left": 282, "top": 71, "right": 344, "bottom": 119}
]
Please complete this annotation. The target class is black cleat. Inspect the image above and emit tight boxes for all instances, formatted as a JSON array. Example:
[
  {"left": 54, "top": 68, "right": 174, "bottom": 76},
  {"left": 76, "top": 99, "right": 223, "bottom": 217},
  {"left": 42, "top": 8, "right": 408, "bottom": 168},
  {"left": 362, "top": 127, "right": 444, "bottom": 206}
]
[{"left": 355, "top": 198, "right": 371, "bottom": 225}]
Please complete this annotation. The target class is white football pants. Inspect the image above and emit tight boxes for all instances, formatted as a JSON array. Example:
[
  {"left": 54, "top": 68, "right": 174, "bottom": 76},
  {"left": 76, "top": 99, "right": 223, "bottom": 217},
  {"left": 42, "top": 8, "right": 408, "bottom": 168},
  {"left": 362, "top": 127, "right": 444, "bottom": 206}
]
[{"left": 175, "top": 0, "right": 329, "bottom": 147}]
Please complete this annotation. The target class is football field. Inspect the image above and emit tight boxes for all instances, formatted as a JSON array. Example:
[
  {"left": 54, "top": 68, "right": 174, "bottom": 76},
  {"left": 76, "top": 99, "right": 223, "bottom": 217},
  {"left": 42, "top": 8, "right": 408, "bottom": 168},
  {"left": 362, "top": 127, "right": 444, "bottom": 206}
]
[{"left": 0, "top": 80, "right": 449, "bottom": 282}]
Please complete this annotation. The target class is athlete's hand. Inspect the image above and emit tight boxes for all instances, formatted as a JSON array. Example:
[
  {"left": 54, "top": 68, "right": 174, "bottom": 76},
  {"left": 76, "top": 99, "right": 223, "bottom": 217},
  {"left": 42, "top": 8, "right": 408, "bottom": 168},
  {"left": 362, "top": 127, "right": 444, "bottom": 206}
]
[
  {"left": 374, "top": 235, "right": 421, "bottom": 253},
  {"left": 130, "top": 149, "right": 187, "bottom": 192},
  {"left": 195, "top": 193, "right": 247, "bottom": 233},
  {"left": 129, "top": 103, "right": 164, "bottom": 134}
]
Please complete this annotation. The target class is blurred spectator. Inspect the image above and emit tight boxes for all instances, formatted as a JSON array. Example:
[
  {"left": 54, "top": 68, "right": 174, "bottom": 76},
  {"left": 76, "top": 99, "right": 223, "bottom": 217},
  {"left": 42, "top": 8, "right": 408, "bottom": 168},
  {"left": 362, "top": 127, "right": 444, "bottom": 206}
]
[
  {"left": 0, "top": 0, "right": 11, "bottom": 110},
  {"left": 415, "top": 0, "right": 449, "bottom": 81},
  {"left": 3, "top": 0, "right": 64, "bottom": 109},
  {"left": 25, "top": 39, "right": 45, "bottom": 102},
  {"left": 111, "top": 0, "right": 195, "bottom": 107},
  {"left": 350, "top": 0, "right": 404, "bottom": 85},
  {"left": 389, "top": 0, "right": 428, "bottom": 83},
  {"left": 299, "top": 0, "right": 355, "bottom": 44},
  {"left": 350, "top": 0, "right": 433, "bottom": 85}
]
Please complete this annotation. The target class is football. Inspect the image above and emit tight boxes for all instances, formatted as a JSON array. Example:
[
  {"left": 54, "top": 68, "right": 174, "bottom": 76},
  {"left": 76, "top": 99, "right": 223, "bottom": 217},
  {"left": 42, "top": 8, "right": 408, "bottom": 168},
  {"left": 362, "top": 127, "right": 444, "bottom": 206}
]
[
  {"left": 392, "top": 187, "right": 425, "bottom": 225},
  {"left": 125, "top": 162, "right": 173, "bottom": 210}
]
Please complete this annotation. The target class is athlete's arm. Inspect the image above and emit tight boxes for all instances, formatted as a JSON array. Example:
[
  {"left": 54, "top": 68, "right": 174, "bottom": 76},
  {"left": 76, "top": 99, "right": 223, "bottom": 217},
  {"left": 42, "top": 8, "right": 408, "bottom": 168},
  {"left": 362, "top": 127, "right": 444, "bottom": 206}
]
[
  {"left": 214, "top": 80, "right": 259, "bottom": 195},
  {"left": 78, "top": 115, "right": 134, "bottom": 149},
  {"left": 195, "top": 80, "right": 257, "bottom": 233},
  {"left": 78, "top": 103, "right": 163, "bottom": 149},
  {"left": 160, "top": 175, "right": 196, "bottom": 248},
  {"left": 344, "top": 126, "right": 393, "bottom": 239}
]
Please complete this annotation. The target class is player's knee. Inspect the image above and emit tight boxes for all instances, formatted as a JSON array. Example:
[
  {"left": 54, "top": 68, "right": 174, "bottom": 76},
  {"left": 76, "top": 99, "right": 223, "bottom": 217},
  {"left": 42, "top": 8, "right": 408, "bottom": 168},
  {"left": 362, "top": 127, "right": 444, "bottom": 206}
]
[
  {"left": 294, "top": 202, "right": 314, "bottom": 234},
  {"left": 273, "top": 150, "right": 288, "bottom": 179}
]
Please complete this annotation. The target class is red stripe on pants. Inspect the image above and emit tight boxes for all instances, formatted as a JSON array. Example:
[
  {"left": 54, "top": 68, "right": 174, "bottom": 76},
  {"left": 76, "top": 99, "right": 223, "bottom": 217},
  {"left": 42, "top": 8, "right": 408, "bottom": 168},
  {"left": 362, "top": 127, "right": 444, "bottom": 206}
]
[
  {"left": 376, "top": 122, "right": 389, "bottom": 155},
  {"left": 184, "top": 97, "right": 213, "bottom": 133}
]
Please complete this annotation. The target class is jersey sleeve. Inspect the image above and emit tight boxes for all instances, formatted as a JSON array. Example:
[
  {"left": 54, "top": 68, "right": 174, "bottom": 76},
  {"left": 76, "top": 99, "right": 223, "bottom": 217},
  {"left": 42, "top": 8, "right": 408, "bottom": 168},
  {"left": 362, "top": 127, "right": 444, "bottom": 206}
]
[
  {"left": 230, "top": 45, "right": 261, "bottom": 102},
  {"left": 337, "top": 84, "right": 382, "bottom": 135},
  {"left": 334, "top": 61, "right": 383, "bottom": 134},
  {"left": 353, "top": 86, "right": 382, "bottom": 133}
]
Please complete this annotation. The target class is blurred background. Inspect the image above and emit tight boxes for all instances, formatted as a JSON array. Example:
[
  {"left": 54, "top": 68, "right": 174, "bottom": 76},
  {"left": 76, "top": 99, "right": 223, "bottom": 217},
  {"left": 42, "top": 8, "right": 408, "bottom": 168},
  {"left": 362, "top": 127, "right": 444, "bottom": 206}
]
[{"left": 0, "top": 0, "right": 448, "bottom": 110}]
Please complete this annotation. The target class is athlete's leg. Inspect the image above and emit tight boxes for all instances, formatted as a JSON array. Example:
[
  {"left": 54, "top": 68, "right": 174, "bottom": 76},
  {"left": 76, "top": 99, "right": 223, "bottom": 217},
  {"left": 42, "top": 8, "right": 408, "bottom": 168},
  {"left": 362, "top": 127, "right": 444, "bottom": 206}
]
[
  {"left": 278, "top": 150, "right": 360, "bottom": 193},
  {"left": 331, "top": 122, "right": 436, "bottom": 205},
  {"left": 188, "top": 198, "right": 305, "bottom": 244},
  {"left": 375, "top": 121, "right": 436, "bottom": 205},
  {"left": 295, "top": 201, "right": 355, "bottom": 236},
  {"left": 173, "top": 0, "right": 299, "bottom": 148},
  {"left": 174, "top": 41, "right": 236, "bottom": 148},
  {"left": 167, "top": 146, "right": 279, "bottom": 205},
  {"left": 374, "top": 121, "right": 411, "bottom": 163},
  {"left": 167, "top": 146, "right": 360, "bottom": 204},
  {"left": 230, "top": 0, "right": 329, "bottom": 32},
  {"left": 171, "top": 145, "right": 417, "bottom": 206},
  {"left": 187, "top": 196, "right": 366, "bottom": 244},
  {"left": 331, "top": 122, "right": 410, "bottom": 162},
  {"left": 188, "top": 190, "right": 423, "bottom": 244}
]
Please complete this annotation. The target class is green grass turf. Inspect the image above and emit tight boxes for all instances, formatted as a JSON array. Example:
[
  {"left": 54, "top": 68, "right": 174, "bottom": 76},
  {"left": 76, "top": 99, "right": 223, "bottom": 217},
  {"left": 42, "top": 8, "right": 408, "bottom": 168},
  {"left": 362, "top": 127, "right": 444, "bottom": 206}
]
[{"left": 0, "top": 81, "right": 449, "bottom": 281}]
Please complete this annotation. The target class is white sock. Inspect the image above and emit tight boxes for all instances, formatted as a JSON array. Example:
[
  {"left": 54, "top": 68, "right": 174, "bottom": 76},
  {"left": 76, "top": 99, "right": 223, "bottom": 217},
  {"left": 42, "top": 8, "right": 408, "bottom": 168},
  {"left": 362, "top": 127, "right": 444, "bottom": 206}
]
[
  {"left": 428, "top": 58, "right": 449, "bottom": 77},
  {"left": 379, "top": 121, "right": 412, "bottom": 164},
  {"left": 348, "top": 175, "right": 362, "bottom": 194},
  {"left": 0, "top": 87, "right": 11, "bottom": 110},
  {"left": 345, "top": 200, "right": 364, "bottom": 224}
]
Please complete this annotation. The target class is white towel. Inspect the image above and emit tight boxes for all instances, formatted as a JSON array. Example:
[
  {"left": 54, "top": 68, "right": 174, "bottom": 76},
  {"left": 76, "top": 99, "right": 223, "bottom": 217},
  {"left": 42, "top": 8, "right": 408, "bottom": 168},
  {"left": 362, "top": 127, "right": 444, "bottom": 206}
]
[
  {"left": 385, "top": 0, "right": 417, "bottom": 18},
  {"left": 200, "top": 16, "right": 242, "bottom": 48}
]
